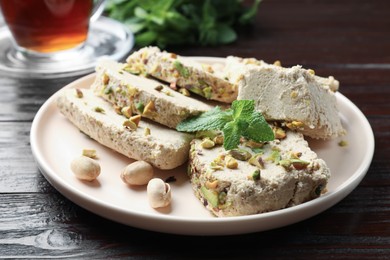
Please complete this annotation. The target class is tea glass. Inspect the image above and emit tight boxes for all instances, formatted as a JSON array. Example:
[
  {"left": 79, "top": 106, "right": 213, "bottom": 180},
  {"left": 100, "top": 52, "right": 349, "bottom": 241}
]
[{"left": 0, "top": 0, "right": 131, "bottom": 78}]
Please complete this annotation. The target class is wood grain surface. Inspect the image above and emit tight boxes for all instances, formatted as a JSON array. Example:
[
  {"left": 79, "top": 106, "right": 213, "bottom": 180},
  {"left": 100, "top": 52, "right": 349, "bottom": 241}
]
[{"left": 0, "top": 0, "right": 389, "bottom": 258}]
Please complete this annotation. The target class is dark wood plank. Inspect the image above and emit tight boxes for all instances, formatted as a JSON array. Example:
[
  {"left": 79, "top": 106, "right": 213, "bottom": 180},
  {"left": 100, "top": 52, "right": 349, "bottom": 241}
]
[
  {"left": 0, "top": 122, "right": 55, "bottom": 193},
  {"left": 0, "top": 0, "right": 389, "bottom": 258},
  {"left": 0, "top": 191, "right": 389, "bottom": 259}
]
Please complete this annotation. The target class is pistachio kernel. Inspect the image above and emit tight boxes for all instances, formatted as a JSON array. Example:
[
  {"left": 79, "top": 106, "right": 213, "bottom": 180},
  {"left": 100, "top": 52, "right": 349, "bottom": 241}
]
[
  {"left": 129, "top": 114, "right": 141, "bottom": 126},
  {"left": 286, "top": 121, "right": 305, "bottom": 130},
  {"left": 244, "top": 140, "right": 264, "bottom": 148},
  {"left": 102, "top": 73, "right": 110, "bottom": 85},
  {"left": 273, "top": 60, "right": 282, "bottom": 66},
  {"left": 82, "top": 149, "right": 97, "bottom": 159},
  {"left": 248, "top": 155, "right": 265, "bottom": 169},
  {"left": 179, "top": 87, "right": 190, "bottom": 96},
  {"left": 75, "top": 88, "right": 83, "bottom": 98},
  {"left": 144, "top": 127, "right": 151, "bottom": 136},
  {"left": 143, "top": 100, "right": 157, "bottom": 117},
  {"left": 226, "top": 156, "right": 238, "bottom": 169},
  {"left": 205, "top": 180, "right": 218, "bottom": 189},
  {"left": 213, "top": 135, "right": 224, "bottom": 145},
  {"left": 123, "top": 120, "right": 137, "bottom": 130},
  {"left": 121, "top": 106, "right": 132, "bottom": 118},
  {"left": 308, "top": 69, "right": 315, "bottom": 75},
  {"left": 273, "top": 127, "right": 286, "bottom": 139},
  {"left": 200, "top": 138, "right": 215, "bottom": 149},
  {"left": 94, "top": 107, "right": 105, "bottom": 113},
  {"left": 338, "top": 140, "right": 348, "bottom": 147},
  {"left": 154, "top": 85, "right": 163, "bottom": 91},
  {"left": 279, "top": 159, "right": 309, "bottom": 170},
  {"left": 291, "top": 159, "right": 310, "bottom": 170},
  {"left": 250, "top": 169, "right": 261, "bottom": 181},
  {"left": 229, "top": 149, "right": 252, "bottom": 161},
  {"left": 202, "top": 87, "right": 212, "bottom": 99},
  {"left": 291, "top": 152, "right": 302, "bottom": 159}
]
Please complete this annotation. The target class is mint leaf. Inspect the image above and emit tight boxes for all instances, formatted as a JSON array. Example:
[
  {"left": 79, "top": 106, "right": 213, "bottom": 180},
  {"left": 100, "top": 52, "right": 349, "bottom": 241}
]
[
  {"left": 242, "top": 111, "right": 274, "bottom": 142},
  {"left": 176, "top": 99, "right": 274, "bottom": 150},
  {"left": 232, "top": 99, "right": 254, "bottom": 120},
  {"left": 176, "top": 106, "right": 231, "bottom": 132},
  {"left": 222, "top": 121, "right": 242, "bottom": 151}
]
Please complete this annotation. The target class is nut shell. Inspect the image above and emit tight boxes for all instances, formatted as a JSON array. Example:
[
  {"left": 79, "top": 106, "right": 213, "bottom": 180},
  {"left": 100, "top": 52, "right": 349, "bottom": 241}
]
[
  {"left": 121, "top": 161, "right": 154, "bottom": 185},
  {"left": 147, "top": 178, "right": 171, "bottom": 208},
  {"left": 70, "top": 156, "right": 100, "bottom": 181}
]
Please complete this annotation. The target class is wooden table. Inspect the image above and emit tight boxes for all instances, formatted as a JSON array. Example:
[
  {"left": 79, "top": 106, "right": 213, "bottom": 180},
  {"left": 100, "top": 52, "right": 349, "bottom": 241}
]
[{"left": 1, "top": 0, "right": 389, "bottom": 258}]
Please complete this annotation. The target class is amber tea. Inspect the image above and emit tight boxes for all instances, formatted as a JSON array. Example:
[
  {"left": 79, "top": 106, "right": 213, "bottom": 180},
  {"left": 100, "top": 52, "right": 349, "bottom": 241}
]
[{"left": 0, "top": 0, "right": 93, "bottom": 53}]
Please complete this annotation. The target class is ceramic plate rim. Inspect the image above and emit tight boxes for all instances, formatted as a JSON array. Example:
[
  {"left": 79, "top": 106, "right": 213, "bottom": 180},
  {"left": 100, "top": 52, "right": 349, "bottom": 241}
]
[{"left": 30, "top": 57, "right": 375, "bottom": 235}]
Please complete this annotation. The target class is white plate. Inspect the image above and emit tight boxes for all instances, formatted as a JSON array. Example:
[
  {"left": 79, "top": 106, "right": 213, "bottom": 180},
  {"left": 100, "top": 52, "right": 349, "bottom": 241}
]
[{"left": 30, "top": 57, "right": 375, "bottom": 236}]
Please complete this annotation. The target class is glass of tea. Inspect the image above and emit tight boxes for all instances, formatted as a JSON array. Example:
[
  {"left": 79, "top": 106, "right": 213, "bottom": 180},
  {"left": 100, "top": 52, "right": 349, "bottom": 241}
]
[{"left": 0, "top": 0, "right": 133, "bottom": 78}]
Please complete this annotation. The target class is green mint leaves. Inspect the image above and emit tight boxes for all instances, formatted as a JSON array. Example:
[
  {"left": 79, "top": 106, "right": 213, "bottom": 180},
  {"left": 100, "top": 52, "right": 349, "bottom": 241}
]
[
  {"left": 105, "top": 0, "right": 262, "bottom": 48},
  {"left": 177, "top": 100, "right": 274, "bottom": 150}
]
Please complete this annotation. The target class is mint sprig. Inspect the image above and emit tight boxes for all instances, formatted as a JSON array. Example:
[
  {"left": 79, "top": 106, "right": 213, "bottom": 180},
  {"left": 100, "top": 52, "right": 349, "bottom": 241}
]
[{"left": 176, "top": 100, "right": 274, "bottom": 150}]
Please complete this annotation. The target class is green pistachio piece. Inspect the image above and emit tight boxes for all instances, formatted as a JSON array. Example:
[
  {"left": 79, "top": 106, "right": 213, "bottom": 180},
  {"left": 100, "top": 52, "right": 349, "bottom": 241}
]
[
  {"left": 229, "top": 148, "right": 252, "bottom": 161},
  {"left": 200, "top": 186, "right": 219, "bottom": 208},
  {"left": 173, "top": 60, "right": 190, "bottom": 78},
  {"left": 202, "top": 86, "right": 212, "bottom": 99}
]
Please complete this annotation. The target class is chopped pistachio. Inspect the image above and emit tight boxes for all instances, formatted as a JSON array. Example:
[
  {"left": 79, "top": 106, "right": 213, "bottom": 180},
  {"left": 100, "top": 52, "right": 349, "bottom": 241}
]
[
  {"left": 154, "top": 85, "right": 163, "bottom": 91},
  {"left": 201, "top": 138, "right": 215, "bottom": 149},
  {"left": 307, "top": 69, "right": 315, "bottom": 75},
  {"left": 173, "top": 60, "right": 190, "bottom": 78},
  {"left": 200, "top": 186, "right": 219, "bottom": 208},
  {"left": 202, "top": 87, "right": 212, "bottom": 99},
  {"left": 130, "top": 114, "right": 141, "bottom": 126},
  {"left": 143, "top": 100, "right": 157, "bottom": 118},
  {"left": 279, "top": 158, "right": 309, "bottom": 170},
  {"left": 102, "top": 73, "right": 110, "bottom": 85},
  {"left": 267, "top": 150, "right": 281, "bottom": 163},
  {"left": 226, "top": 156, "right": 238, "bottom": 169},
  {"left": 286, "top": 121, "right": 305, "bottom": 130},
  {"left": 229, "top": 149, "right": 252, "bottom": 161},
  {"left": 273, "top": 127, "right": 286, "bottom": 139},
  {"left": 249, "top": 155, "right": 265, "bottom": 169},
  {"left": 273, "top": 60, "right": 282, "bottom": 66},
  {"left": 94, "top": 107, "right": 105, "bottom": 113},
  {"left": 135, "top": 101, "right": 144, "bottom": 113},
  {"left": 213, "top": 135, "right": 224, "bottom": 145},
  {"left": 123, "top": 120, "right": 137, "bottom": 130},
  {"left": 75, "top": 88, "right": 83, "bottom": 98},
  {"left": 338, "top": 140, "right": 348, "bottom": 147},
  {"left": 82, "top": 149, "right": 97, "bottom": 159},
  {"left": 144, "top": 127, "right": 151, "bottom": 136},
  {"left": 205, "top": 180, "right": 218, "bottom": 189},
  {"left": 251, "top": 169, "right": 261, "bottom": 181},
  {"left": 121, "top": 106, "right": 132, "bottom": 118},
  {"left": 179, "top": 87, "right": 190, "bottom": 96}
]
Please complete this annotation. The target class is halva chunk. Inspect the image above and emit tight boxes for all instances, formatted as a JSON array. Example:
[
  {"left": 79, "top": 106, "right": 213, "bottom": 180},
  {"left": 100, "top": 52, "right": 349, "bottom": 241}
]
[
  {"left": 188, "top": 130, "right": 330, "bottom": 217},
  {"left": 126, "top": 46, "right": 238, "bottom": 103},
  {"left": 57, "top": 88, "right": 193, "bottom": 169},
  {"left": 91, "top": 60, "right": 215, "bottom": 129},
  {"left": 223, "top": 57, "right": 345, "bottom": 139}
]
